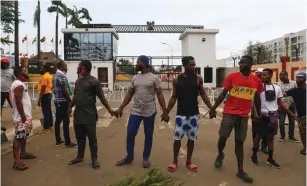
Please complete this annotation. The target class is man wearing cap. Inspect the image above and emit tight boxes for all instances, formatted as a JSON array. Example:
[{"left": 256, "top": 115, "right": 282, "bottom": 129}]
[
  {"left": 285, "top": 72, "right": 306, "bottom": 155},
  {"left": 278, "top": 71, "right": 299, "bottom": 142},
  {"left": 115, "top": 55, "right": 168, "bottom": 168},
  {"left": 1, "top": 57, "right": 15, "bottom": 114},
  {"left": 209, "top": 55, "right": 264, "bottom": 183}
]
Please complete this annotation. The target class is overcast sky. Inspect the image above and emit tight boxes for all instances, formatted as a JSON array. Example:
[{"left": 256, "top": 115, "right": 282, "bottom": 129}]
[{"left": 1, "top": 0, "right": 307, "bottom": 61}]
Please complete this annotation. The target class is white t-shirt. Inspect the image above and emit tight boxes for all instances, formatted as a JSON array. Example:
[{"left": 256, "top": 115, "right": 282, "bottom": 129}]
[
  {"left": 11, "top": 80, "right": 32, "bottom": 122},
  {"left": 260, "top": 84, "right": 283, "bottom": 113}
]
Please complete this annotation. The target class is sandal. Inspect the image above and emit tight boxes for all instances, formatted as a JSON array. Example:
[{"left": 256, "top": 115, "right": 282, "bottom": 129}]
[
  {"left": 142, "top": 159, "right": 151, "bottom": 168},
  {"left": 68, "top": 157, "right": 84, "bottom": 165},
  {"left": 20, "top": 153, "right": 37, "bottom": 159},
  {"left": 116, "top": 157, "right": 133, "bottom": 166},
  {"left": 12, "top": 162, "right": 28, "bottom": 171},
  {"left": 168, "top": 163, "right": 177, "bottom": 172},
  {"left": 186, "top": 163, "right": 198, "bottom": 172},
  {"left": 301, "top": 149, "right": 306, "bottom": 155}
]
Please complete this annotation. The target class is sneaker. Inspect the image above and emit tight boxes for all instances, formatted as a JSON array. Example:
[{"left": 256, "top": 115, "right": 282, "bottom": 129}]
[
  {"left": 56, "top": 141, "right": 65, "bottom": 146},
  {"left": 278, "top": 137, "right": 284, "bottom": 142},
  {"left": 65, "top": 142, "right": 78, "bottom": 148},
  {"left": 267, "top": 158, "right": 281, "bottom": 169},
  {"left": 40, "top": 128, "right": 51, "bottom": 134},
  {"left": 289, "top": 137, "right": 300, "bottom": 143},
  {"left": 250, "top": 155, "right": 258, "bottom": 166},
  {"left": 236, "top": 172, "right": 253, "bottom": 183},
  {"left": 214, "top": 152, "right": 224, "bottom": 168}
]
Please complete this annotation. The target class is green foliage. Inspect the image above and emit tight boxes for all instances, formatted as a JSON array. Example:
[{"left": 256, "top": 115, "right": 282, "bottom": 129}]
[
  {"left": 107, "top": 167, "right": 184, "bottom": 186},
  {"left": 1, "top": 1, "right": 24, "bottom": 34},
  {"left": 118, "top": 58, "right": 136, "bottom": 74},
  {"left": 243, "top": 41, "right": 272, "bottom": 64},
  {"left": 67, "top": 6, "right": 92, "bottom": 27},
  {"left": 33, "top": 1, "right": 40, "bottom": 27}
]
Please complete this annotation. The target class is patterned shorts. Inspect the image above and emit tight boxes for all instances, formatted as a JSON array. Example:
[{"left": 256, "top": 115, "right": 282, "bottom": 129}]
[
  {"left": 15, "top": 119, "right": 33, "bottom": 139},
  {"left": 173, "top": 115, "right": 199, "bottom": 141}
]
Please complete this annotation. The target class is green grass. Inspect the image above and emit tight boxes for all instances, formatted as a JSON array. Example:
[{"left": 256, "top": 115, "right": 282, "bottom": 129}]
[{"left": 107, "top": 166, "right": 184, "bottom": 186}]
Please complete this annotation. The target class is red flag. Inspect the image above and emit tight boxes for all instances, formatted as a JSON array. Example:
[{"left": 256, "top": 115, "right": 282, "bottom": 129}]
[
  {"left": 59, "top": 39, "right": 62, "bottom": 44},
  {"left": 19, "top": 53, "right": 23, "bottom": 56},
  {"left": 23, "top": 53, "right": 28, "bottom": 57},
  {"left": 22, "top": 35, "right": 27, "bottom": 43},
  {"left": 40, "top": 36, "right": 46, "bottom": 43},
  {"left": 3, "top": 35, "right": 9, "bottom": 40}
]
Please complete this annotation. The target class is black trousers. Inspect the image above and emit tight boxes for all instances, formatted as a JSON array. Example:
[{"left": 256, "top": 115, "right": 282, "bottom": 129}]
[
  {"left": 252, "top": 117, "right": 268, "bottom": 149},
  {"left": 1, "top": 92, "right": 12, "bottom": 115},
  {"left": 41, "top": 93, "right": 53, "bottom": 129},
  {"left": 74, "top": 124, "right": 97, "bottom": 161},
  {"left": 54, "top": 101, "right": 71, "bottom": 145}
]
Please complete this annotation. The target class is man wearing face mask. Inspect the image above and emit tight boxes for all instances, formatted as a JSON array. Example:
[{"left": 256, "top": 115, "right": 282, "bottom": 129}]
[
  {"left": 165, "top": 56, "right": 215, "bottom": 172},
  {"left": 251, "top": 68, "right": 298, "bottom": 169},
  {"left": 115, "top": 55, "right": 168, "bottom": 168},
  {"left": 285, "top": 72, "right": 306, "bottom": 155},
  {"left": 68, "top": 60, "right": 115, "bottom": 169},
  {"left": 209, "top": 55, "right": 263, "bottom": 183}
]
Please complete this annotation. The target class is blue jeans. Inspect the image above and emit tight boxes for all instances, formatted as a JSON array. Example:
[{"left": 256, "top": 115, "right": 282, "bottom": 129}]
[
  {"left": 126, "top": 113, "right": 156, "bottom": 160},
  {"left": 279, "top": 106, "right": 295, "bottom": 138},
  {"left": 54, "top": 101, "right": 71, "bottom": 145}
]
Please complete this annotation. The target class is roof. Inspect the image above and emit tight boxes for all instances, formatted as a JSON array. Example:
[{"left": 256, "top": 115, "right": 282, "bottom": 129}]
[
  {"left": 179, "top": 29, "right": 219, "bottom": 40},
  {"left": 75, "top": 24, "right": 204, "bottom": 33},
  {"left": 30, "top": 51, "right": 64, "bottom": 64}
]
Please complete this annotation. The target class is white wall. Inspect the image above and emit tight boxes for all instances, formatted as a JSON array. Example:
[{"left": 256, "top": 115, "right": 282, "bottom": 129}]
[
  {"left": 66, "top": 61, "right": 114, "bottom": 90},
  {"left": 180, "top": 29, "right": 219, "bottom": 87}
]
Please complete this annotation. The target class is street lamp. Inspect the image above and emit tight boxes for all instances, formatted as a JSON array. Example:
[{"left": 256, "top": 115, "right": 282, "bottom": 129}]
[{"left": 163, "top": 42, "right": 173, "bottom": 66}]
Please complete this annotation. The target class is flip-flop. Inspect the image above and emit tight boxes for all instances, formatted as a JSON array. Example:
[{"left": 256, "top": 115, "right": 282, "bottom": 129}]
[
  {"left": 142, "top": 160, "right": 151, "bottom": 168},
  {"left": 12, "top": 162, "right": 28, "bottom": 171},
  {"left": 20, "top": 153, "right": 37, "bottom": 159},
  {"left": 301, "top": 149, "right": 306, "bottom": 155},
  {"left": 186, "top": 163, "right": 198, "bottom": 172},
  {"left": 68, "top": 158, "right": 84, "bottom": 165},
  {"left": 116, "top": 157, "right": 133, "bottom": 166},
  {"left": 168, "top": 163, "right": 177, "bottom": 172}
]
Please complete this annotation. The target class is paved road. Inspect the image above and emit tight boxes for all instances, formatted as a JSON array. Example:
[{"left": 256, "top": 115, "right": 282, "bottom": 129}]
[{"left": 1, "top": 93, "right": 306, "bottom": 186}]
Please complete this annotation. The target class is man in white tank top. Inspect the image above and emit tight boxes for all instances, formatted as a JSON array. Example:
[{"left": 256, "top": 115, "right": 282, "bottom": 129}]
[{"left": 10, "top": 68, "right": 37, "bottom": 171}]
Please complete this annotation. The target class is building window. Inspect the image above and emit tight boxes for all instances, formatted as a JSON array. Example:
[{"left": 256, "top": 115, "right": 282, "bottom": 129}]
[
  {"left": 203, "top": 67, "right": 213, "bottom": 83},
  {"left": 64, "top": 33, "right": 114, "bottom": 61}
]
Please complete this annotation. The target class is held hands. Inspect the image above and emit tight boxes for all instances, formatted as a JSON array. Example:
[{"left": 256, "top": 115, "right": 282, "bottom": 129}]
[
  {"left": 209, "top": 109, "right": 217, "bottom": 119},
  {"left": 161, "top": 112, "right": 170, "bottom": 123},
  {"left": 113, "top": 108, "right": 123, "bottom": 118}
]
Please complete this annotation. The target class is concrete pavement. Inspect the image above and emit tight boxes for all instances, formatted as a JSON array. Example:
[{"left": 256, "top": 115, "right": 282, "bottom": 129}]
[{"left": 1, "top": 101, "right": 306, "bottom": 186}]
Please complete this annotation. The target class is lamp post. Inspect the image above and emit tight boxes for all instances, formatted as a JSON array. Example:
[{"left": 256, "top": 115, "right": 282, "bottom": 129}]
[{"left": 163, "top": 42, "right": 173, "bottom": 66}]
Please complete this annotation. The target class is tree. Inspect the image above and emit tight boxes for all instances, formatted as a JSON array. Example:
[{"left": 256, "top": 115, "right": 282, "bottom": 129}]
[
  {"left": 1, "top": 1, "right": 24, "bottom": 45},
  {"left": 67, "top": 6, "right": 92, "bottom": 27},
  {"left": 118, "top": 58, "right": 135, "bottom": 74},
  {"left": 34, "top": 0, "right": 41, "bottom": 60},
  {"left": 243, "top": 41, "right": 272, "bottom": 64},
  {"left": 67, "top": 6, "right": 82, "bottom": 27},
  {"left": 47, "top": 0, "right": 66, "bottom": 60},
  {"left": 78, "top": 8, "right": 92, "bottom": 24}
]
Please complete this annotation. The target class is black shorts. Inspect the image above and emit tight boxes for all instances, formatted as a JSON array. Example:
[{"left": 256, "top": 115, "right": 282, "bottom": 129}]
[{"left": 254, "top": 116, "right": 276, "bottom": 136}]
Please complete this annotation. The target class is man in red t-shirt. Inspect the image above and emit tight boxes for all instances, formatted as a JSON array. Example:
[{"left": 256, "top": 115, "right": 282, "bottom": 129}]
[{"left": 209, "top": 55, "right": 264, "bottom": 183}]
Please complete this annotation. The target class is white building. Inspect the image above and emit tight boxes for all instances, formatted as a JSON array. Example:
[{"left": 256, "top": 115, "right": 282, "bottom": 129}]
[
  {"left": 179, "top": 29, "right": 219, "bottom": 87},
  {"left": 62, "top": 24, "right": 220, "bottom": 88},
  {"left": 263, "top": 29, "right": 306, "bottom": 62}
]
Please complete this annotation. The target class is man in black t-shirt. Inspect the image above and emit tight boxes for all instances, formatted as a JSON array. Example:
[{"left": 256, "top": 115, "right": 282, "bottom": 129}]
[{"left": 286, "top": 72, "right": 306, "bottom": 155}]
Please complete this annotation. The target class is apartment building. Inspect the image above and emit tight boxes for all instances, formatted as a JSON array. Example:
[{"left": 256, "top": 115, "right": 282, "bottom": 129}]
[{"left": 264, "top": 29, "right": 306, "bottom": 62}]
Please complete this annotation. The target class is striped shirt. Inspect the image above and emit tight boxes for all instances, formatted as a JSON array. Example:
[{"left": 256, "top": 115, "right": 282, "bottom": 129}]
[
  {"left": 52, "top": 70, "right": 68, "bottom": 103},
  {"left": 278, "top": 81, "right": 297, "bottom": 108}
]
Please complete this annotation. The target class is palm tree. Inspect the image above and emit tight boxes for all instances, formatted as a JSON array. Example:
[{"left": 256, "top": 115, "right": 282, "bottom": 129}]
[
  {"left": 78, "top": 8, "right": 92, "bottom": 24},
  {"left": 67, "top": 6, "right": 82, "bottom": 27},
  {"left": 47, "top": 0, "right": 66, "bottom": 60},
  {"left": 34, "top": 0, "right": 40, "bottom": 61},
  {"left": 67, "top": 6, "right": 92, "bottom": 27},
  {"left": 14, "top": 0, "right": 19, "bottom": 68}
]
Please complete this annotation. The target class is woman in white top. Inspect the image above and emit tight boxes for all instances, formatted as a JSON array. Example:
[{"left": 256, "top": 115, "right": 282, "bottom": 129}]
[{"left": 11, "top": 67, "right": 37, "bottom": 171}]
